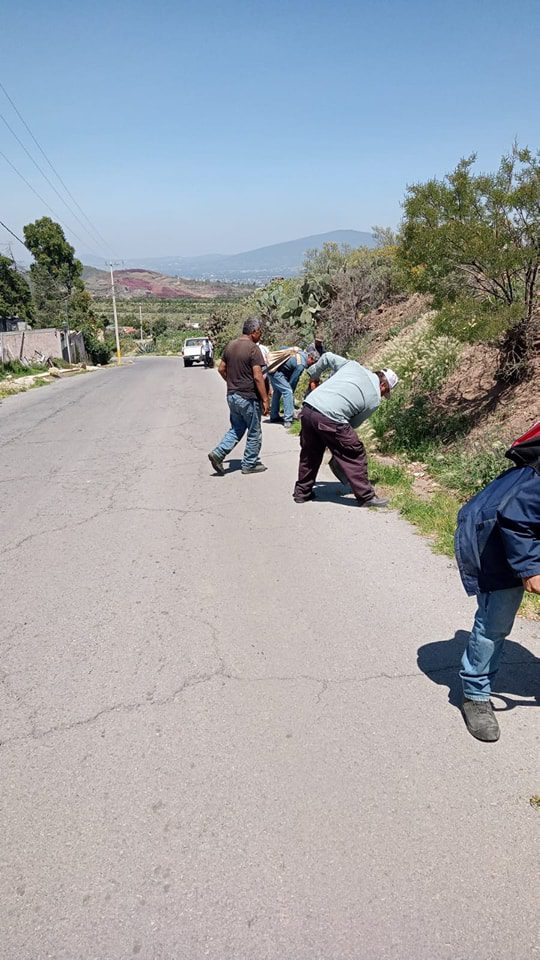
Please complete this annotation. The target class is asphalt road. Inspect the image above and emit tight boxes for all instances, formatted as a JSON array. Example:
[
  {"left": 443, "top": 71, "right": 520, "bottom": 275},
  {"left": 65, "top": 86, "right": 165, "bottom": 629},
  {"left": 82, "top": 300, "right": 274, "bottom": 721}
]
[{"left": 1, "top": 357, "right": 539, "bottom": 960}]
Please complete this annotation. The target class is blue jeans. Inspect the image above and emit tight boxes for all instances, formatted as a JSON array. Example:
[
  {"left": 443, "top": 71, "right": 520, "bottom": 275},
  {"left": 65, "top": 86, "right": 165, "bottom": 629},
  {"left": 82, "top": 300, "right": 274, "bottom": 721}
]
[
  {"left": 213, "top": 393, "right": 262, "bottom": 469},
  {"left": 269, "top": 370, "right": 295, "bottom": 424},
  {"left": 460, "top": 586, "right": 524, "bottom": 700}
]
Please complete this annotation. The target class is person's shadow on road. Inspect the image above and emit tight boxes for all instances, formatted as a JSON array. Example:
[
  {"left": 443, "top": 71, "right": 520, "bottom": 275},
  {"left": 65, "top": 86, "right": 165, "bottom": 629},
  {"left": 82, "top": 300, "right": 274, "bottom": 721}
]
[
  {"left": 313, "top": 481, "right": 357, "bottom": 505},
  {"left": 417, "top": 630, "right": 540, "bottom": 713}
]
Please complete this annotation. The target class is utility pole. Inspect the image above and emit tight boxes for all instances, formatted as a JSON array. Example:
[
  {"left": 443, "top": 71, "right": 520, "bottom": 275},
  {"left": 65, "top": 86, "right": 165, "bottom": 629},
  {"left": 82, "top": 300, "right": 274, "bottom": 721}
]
[
  {"left": 139, "top": 304, "right": 143, "bottom": 341},
  {"left": 109, "top": 262, "right": 121, "bottom": 364}
]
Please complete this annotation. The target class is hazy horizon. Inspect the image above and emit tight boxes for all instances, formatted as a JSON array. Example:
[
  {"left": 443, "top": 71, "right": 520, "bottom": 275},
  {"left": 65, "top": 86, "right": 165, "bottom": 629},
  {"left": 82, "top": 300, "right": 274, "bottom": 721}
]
[{"left": 1, "top": 0, "right": 539, "bottom": 263}]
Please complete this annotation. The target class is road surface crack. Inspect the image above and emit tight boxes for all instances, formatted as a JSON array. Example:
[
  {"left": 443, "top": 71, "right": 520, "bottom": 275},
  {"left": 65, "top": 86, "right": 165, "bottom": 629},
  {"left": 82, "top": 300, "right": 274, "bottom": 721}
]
[
  {"left": 0, "top": 664, "right": 227, "bottom": 749},
  {"left": 0, "top": 502, "right": 229, "bottom": 557}
]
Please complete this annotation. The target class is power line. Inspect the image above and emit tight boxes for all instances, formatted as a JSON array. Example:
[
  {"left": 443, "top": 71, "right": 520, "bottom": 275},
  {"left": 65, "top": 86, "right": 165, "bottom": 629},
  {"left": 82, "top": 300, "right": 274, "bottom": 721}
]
[
  {"left": 0, "top": 80, "right": 116, "bottom": 258},
  {"left": 0, "top": 217, "right": 27, "bottom": 251},
  {"left": 0, "top": 109, "right": 111, "bottom": 258},
  {"left": 1, "top": 214, "right": 119, "bottom": 346},
  {"left": 0, "top": 148, "right": 105, "bottom": 262},
  {"left": 0, "top": 216, "right": 77, "bottom": 302}
]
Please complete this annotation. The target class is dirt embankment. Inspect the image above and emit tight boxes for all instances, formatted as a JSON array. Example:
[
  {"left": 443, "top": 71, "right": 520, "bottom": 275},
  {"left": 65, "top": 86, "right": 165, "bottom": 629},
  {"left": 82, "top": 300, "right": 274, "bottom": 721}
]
[
  {"left": 362, "top": 295, "right": 540, "bottom": 444},
  {"left": 437, "top": 345, "right": 540, "bottom": 446}
]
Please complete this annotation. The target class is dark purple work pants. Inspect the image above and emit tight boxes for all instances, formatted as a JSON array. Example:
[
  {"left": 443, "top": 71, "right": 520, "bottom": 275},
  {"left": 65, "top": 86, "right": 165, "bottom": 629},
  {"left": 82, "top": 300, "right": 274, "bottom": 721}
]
[{"left": 293, "top": 404, "right": 375, "bottom": 503}]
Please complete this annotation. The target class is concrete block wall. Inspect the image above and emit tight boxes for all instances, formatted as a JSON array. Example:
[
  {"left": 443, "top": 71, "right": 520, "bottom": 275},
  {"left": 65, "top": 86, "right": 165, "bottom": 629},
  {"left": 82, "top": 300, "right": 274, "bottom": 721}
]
[
  {"left": 0, "top": 328, "right": 87, "bottom": 364},
  {"left": 0, "top": 328, "right": 63, "bottom": 362}
]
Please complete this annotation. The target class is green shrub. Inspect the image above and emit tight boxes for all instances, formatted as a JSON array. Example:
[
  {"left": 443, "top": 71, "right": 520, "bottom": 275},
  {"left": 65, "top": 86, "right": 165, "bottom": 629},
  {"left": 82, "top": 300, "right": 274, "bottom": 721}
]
[
  {"left": 371, "top": 389, "right": 469, "bottom": 457},
  {"left": 376, "top": 320, "right": 461, "bottom": 391},
  {"left": 368, "top": 318, "right": 466, "bottom": 459},
  {"left": 82, "top": 329, "right": 112, "bottom": 365}
]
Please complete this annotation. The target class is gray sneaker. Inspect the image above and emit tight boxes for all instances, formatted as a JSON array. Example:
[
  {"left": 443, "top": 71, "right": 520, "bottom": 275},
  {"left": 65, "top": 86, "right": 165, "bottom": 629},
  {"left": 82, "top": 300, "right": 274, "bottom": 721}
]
[
  {"left": 359, "top": 496, "right": 389, "bottom": 508},
  {"left": 461, "top": 698, "right": 500, "bottom": 742},
  {"left": 242, "top": 463, "right": 268, "bottom": 474},
  {"left": 208, "top": 451, "right": 225, "bottom": 476}
]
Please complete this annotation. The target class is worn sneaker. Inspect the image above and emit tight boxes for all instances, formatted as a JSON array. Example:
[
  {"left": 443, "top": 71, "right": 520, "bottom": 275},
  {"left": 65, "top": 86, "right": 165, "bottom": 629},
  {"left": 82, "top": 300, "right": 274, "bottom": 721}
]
[
  {"left": 241, "top": 463, "right": 268, "bottom": 474},
  {"left": 208, "top": 451, "right": 225, "bottom": 476},
  {"left": 283, "top": 421, "right": 294, "bottom": 429},
  {"left": 461, "top": 698, "right": 500, "bottom": 742},
  {"left": 293, "top": 492, "right": 316, "bottom": 503},
  {"left": 359, "top": 496, "right": 389, "bottom": 508}
]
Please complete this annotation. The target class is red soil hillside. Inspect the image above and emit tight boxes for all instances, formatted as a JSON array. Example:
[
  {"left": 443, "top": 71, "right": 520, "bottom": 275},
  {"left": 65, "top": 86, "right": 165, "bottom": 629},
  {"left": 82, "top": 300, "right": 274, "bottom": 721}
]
[{"left": 82, "top": 266, "right": 252, "bottom": 300}]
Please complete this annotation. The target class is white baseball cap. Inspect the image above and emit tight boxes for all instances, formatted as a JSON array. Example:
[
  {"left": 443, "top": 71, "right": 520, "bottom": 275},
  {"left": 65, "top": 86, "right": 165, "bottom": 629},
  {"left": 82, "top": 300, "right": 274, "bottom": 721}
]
[{"left": 381, "top": 368, "right": 399, "bottom": 390}]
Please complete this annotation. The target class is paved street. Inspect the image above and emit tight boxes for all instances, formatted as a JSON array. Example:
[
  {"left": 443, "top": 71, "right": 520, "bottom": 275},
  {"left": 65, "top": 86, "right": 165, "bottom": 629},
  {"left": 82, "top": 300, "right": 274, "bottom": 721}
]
[{"left": 1, "top": 357, "right": 539, "bottom": 960}]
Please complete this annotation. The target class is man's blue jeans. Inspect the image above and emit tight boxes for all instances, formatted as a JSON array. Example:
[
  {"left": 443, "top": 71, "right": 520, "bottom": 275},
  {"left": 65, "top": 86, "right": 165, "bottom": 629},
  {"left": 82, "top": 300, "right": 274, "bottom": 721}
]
[
  {"left": 460, "top": 586, "right": 524, "bottom": 700},
  {"left": 213, "top": 393, "right": 262, "bottom": 469},
  {"left": 269, "top": 370, "right": 295, "bottom": 424}
]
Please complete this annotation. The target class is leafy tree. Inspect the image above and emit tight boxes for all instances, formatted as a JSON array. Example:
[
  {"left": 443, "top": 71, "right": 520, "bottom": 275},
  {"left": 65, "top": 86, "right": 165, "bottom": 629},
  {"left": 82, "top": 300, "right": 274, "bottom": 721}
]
[
  {"left": 23, "top": 217, "right": 88, "bottom": 328},
  {"left": 24, "top": 217, "right": 83, "bottom": 293},
  {"left": 24, "top": 263, "right": 64, "bottom": 328},
  {"left": 0, "top": 256, "right": 33, "bottom": 322},
  {"left": 71, "top": 287, "right": 96, "bottom": 326},
  {"left": 399, "top": 146, "right": 540, "bottom": 382},
  {"left": 372, "top": 225, "right": 398, "bottom": 248},
  {"left": 303, "top": 247, "right": 401, "bottom": 353},
  {"left": 303, "top": 241, "right": 351, "bottom": 276},
  {"left": 153, "top": 316, "right": 168, "bottom": 338}
]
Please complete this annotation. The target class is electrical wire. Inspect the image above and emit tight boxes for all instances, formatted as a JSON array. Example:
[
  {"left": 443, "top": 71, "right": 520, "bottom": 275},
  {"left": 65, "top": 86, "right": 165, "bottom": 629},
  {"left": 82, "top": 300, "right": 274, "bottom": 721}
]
[
  {"left": 0, "top": 218, "right": 26, "bottom": 250},
  {"left": 0, "top": 80, "right": 116, "bottom": 258},
  {"left": 0, "top": 109, "right": 112, "bottom": 258},
  {"left": 0, "top": 214, "right": 106, "bottom": 314},
  {"left": 0, "top": 148, "right": 106, "bottom": 262}
]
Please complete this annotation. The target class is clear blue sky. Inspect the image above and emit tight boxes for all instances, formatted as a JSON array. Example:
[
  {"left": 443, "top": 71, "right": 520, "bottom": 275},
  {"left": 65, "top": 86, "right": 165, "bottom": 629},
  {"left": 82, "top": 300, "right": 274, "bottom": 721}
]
[{"left": 1, "top": 0, "right": 539, "bottom": 262}]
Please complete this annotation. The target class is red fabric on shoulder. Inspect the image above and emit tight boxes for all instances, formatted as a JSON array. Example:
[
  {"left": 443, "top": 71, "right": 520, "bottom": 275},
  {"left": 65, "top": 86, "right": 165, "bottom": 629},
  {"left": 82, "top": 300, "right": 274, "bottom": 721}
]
[{"left": 512, "top": 421, "right": 540, "bottom": 447}]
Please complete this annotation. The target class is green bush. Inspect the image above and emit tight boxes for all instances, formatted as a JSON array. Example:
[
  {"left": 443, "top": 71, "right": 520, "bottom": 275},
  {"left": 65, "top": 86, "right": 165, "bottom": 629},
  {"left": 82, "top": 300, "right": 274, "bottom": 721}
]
[
  {"left": 82, "top": 329, "right": 112, "bottom": 365},
  {"left": 368, "top": 318, "right": 466, "bottom": 458},
  {"left": 371, "top": 389, "right": 469, "bottom": 457},
  {"left": 375, "top": 320, "right": 461, "bottom": 390}
]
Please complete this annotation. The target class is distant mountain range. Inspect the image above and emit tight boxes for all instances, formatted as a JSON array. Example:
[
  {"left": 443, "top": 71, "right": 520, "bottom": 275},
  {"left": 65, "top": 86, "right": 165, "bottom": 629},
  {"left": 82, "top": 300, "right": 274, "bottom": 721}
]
[{"left": 83, "top": 230, "right": 375, "bottom": 282}]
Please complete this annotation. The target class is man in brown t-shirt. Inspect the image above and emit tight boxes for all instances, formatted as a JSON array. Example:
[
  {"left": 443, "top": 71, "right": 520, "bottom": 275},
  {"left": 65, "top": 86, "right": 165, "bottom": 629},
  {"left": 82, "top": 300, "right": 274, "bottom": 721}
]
[{"left": 208, "top": 317, "right": 269, "bottom": 475}]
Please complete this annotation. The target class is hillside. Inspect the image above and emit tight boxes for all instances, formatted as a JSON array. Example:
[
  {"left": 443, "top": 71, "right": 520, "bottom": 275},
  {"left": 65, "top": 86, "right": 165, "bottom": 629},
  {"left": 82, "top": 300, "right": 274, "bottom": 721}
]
[
  {"left": 82, "top": 266, "right": 251, "bottom": 300},
  {"left": 356, "top": 295, "right": 540, "bottom": 450},
  {"left": 83, "top": 230, "right": 375, "bottom": 282}
]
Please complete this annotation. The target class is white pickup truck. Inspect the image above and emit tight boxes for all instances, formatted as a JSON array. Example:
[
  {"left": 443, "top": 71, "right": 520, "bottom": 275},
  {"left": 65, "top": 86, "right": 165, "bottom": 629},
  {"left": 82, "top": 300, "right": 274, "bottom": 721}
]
[{"left": 182, "top": 337, "right": 212, "bottom": 368}]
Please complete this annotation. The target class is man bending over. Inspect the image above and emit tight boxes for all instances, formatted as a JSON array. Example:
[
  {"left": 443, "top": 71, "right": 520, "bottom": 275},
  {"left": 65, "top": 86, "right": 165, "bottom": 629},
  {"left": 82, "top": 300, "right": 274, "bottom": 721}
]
[{"left": 292, "top": 351, "right": 398, "bottom": 506}]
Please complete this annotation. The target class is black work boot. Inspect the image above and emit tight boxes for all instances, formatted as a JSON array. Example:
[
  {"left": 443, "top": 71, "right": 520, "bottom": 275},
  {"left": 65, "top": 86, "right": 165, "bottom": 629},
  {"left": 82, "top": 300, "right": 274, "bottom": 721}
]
[
  {"left": 208, "top": 451, "right": 225, "bottom": 476},
  {"left": 461, "top": 698, "right": 500, "bottom": 742},
  {"left": 359, "top": 496, "right": 389, "bottom": 508}
]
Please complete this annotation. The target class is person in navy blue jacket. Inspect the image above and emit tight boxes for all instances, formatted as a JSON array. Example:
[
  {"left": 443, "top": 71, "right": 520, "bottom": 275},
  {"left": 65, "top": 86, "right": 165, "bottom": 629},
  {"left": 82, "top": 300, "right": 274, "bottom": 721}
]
[{"left": 454, "top": 421, "right": 540, "bottom": 741}]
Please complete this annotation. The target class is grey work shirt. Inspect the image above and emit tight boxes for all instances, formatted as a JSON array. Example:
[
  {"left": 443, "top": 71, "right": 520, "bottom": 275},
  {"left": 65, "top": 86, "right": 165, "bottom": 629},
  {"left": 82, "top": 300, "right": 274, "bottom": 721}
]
[{"left": 304, "top": 352, "right": 381, "bottom": 428}]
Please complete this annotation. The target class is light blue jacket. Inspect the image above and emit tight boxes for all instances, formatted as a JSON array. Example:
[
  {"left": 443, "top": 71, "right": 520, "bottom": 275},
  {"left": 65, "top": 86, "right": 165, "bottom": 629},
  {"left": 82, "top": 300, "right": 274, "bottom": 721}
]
[{"left": 304, "top": 352, "right": 381, "bottom": 428}]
